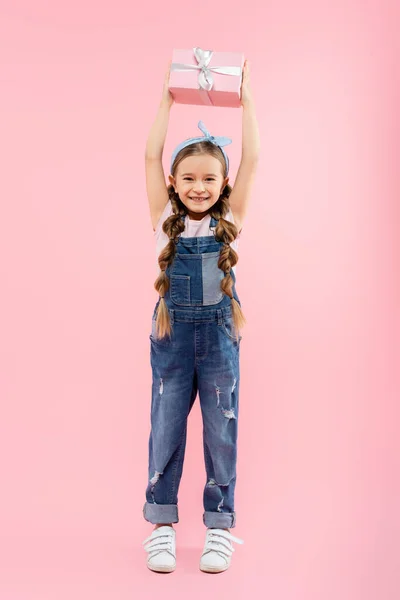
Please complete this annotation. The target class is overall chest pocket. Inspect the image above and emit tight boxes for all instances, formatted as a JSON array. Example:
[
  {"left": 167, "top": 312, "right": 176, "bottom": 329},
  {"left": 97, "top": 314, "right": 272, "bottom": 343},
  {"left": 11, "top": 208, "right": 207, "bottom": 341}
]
[
  {"left": 202, "top": 252, "right": 224, "bottom": 305},
  {"left": 170, "top": 252, "right": 224, "bottom": 306},
  {"left": 170, "top": 275, "right": 191, "bottom": 306}
]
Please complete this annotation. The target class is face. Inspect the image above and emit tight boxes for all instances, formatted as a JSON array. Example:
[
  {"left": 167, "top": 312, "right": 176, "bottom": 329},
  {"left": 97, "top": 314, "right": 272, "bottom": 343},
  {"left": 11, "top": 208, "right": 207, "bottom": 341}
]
[{"left": 169, "top": 154, "right": 229, "bottom": 219}]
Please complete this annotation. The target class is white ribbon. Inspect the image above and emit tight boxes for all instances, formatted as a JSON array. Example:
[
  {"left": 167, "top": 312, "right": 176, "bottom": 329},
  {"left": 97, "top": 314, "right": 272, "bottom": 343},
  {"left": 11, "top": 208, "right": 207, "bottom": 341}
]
[{"left": 171, "top": 47, "right": 242, "bottom": 95}]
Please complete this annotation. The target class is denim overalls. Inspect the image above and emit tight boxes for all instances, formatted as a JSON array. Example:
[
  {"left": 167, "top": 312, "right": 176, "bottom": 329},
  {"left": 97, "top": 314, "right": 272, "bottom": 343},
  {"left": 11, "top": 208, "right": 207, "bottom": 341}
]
[{"left": 143, "top": 215, "right": 242, "bottom": 529}]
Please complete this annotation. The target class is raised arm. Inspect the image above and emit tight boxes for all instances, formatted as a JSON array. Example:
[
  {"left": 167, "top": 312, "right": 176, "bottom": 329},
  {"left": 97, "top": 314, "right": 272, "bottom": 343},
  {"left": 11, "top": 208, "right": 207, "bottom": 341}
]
[
  {"left": 228, "top": 60, "right": 260, "bottom": 233},
  {"left": 145, "top": 64, "right": 174, "bottom": 230}
]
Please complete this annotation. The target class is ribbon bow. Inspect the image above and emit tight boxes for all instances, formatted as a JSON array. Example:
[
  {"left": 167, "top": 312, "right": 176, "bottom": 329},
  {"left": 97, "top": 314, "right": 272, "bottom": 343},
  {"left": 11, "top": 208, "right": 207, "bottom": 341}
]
[
  {"left": 170, "top": 121, "right": 232, "bottom": 173},
  {"left": 197, "top": 120, "right": 232, "bottom": 149},
  {"left": 171, "top": 47, "right": 242, "bottom": 94}
]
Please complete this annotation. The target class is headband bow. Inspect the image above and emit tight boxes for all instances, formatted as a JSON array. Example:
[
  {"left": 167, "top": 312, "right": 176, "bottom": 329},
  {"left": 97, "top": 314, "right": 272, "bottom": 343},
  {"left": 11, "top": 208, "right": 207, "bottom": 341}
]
[{"left": 170, "top": 121, "right": 232, "bottom": 173}]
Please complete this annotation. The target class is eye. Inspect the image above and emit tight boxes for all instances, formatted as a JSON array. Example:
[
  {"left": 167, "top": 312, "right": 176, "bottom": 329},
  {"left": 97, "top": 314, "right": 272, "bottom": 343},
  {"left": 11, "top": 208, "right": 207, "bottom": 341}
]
[
  {"left": 183, "top": 177, "right": 193, "bottom": 181},
  {"left": 206, "top": 178, "right": 216, "bottom": 181}
]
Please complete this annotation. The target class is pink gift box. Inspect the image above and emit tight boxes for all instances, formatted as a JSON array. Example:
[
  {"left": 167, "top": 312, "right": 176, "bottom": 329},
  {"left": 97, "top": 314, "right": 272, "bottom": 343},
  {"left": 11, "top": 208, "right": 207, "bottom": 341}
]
[{"left": 169, "top": 47, "right": 244, "bottom": 108}]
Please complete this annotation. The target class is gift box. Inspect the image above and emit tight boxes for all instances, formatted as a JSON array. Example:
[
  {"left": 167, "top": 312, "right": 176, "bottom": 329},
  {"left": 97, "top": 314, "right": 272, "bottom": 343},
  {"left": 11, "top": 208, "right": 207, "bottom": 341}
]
[{"left": 169, "top": 47, "right": 244, "bottom": 108}]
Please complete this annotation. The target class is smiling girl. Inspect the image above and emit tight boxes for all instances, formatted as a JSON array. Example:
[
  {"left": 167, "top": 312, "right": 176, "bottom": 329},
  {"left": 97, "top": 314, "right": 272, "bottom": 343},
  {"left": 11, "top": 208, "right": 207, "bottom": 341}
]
[{"left": 142, "top": 60, "right": 260, "bottom": 574}]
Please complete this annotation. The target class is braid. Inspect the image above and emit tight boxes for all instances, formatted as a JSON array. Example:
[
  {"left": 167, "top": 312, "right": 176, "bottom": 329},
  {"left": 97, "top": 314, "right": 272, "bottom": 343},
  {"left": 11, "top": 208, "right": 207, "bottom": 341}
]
[
  {"left": 153, "top": 187, "right": 186, "bottom": 339},
  {"left": 210, "top": 189, "right": 246, "bottom": 340}
]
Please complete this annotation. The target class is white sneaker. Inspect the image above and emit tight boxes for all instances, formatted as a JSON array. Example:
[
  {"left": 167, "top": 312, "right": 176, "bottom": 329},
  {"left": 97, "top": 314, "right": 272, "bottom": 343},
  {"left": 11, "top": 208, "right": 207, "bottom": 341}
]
[
  {"left": 200, "top": 528, "right": 244, "bottom": 573},
  {"left": 142, "top": 525, "right": 176, "bottom": 573}
]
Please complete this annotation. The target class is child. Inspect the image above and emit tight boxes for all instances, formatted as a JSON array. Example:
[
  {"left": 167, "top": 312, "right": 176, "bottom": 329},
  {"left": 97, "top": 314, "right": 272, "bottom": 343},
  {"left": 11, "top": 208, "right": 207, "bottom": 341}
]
[{"left": 142, "top": 60, "right": 259, "bottom": 573}]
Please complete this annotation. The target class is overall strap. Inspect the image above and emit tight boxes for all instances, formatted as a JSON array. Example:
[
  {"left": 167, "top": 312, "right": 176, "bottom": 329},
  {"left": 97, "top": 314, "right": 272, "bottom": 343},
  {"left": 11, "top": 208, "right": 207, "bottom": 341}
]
[{"left": 209, "top": 216, "right": 218, "bottom": 228}]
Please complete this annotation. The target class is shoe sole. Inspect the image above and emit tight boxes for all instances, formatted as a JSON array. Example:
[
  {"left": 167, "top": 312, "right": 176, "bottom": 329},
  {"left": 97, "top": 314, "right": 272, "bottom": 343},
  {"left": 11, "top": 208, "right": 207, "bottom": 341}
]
[
  {"left": 199, "top": 563, "right": 230, "bottom": 573},
  {"left": 147, "top": 562, "right": 176, "bottom": 573}
]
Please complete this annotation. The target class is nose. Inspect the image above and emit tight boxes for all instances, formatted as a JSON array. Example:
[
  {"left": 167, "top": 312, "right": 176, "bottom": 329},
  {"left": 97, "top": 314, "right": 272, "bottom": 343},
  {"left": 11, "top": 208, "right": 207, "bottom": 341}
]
[{"left": 193, "top": 181, "right": 206, "bottom": 193}]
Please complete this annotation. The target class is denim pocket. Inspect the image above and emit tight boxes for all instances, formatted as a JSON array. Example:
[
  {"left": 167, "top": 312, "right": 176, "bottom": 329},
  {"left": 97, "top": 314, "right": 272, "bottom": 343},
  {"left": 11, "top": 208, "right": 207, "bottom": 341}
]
[
  {"left": 219, "top": 315, "right": 242, "bottom": 344},
  {"left": 150, "top": 316, "right": 171, "bottom": 344},
  {"left": 170, "top": 275, "right": 191, "bottom": 306},
  {"left": 202, "top": 252, "right": 224, "bottom": 306},
  {"left": 150, "top": 316, "right": 159, "bottom": 341}
]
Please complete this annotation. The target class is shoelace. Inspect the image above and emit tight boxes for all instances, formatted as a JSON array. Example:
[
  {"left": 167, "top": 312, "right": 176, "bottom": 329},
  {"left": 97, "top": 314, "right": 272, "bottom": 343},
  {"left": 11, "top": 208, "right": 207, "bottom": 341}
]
[
  {"left": 142, "top": 529, "right": 175, "bottom": 560},
  {"left": 202, "top": 529, "right": 244, "bottom": 559}
]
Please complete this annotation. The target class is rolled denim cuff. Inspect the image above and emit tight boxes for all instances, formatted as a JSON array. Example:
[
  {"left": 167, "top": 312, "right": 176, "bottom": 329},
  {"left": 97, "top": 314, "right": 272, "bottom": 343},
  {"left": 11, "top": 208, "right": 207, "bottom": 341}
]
[
  {"left": 203, "top": 511, "right": 236, "bottom": 528},
  {"left": 143, "top": 502, "right": 179, "bottom": 524}
]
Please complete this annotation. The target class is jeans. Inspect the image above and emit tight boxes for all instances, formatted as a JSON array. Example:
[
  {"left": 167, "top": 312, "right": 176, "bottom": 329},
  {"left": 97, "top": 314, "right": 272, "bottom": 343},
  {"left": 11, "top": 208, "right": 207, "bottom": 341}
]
[{"left": 143, "top": 304, "right": 242, "bottom": 529}]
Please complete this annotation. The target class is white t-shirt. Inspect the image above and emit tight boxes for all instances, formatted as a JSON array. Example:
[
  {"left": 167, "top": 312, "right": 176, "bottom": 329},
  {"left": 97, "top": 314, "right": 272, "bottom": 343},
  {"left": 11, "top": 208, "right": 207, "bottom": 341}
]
[{"left": 154, "top": 201, "right": 241, "bottom": 273}]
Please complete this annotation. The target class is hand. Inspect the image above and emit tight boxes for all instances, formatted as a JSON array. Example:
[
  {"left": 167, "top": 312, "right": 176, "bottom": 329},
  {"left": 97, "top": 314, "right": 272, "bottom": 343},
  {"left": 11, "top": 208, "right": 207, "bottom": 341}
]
[
  {"left": 161, "top": 61, "right": 174, "bottom": 109},
  {"left": 240, "top": 59, "right": 253, "bottom": 106}
]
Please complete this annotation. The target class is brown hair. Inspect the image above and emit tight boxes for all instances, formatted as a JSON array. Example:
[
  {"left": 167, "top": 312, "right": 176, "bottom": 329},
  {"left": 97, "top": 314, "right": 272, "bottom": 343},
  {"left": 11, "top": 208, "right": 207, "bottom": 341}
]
[{"left": 154, "top": 141, "right": 245, "bottom": 340}]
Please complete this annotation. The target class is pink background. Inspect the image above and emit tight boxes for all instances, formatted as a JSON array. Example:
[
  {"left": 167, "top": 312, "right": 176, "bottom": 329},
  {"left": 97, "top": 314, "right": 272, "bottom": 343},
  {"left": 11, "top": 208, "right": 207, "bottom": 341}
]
[{"left": 1, "top": 1, "right": 399, "bottom": 599}]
